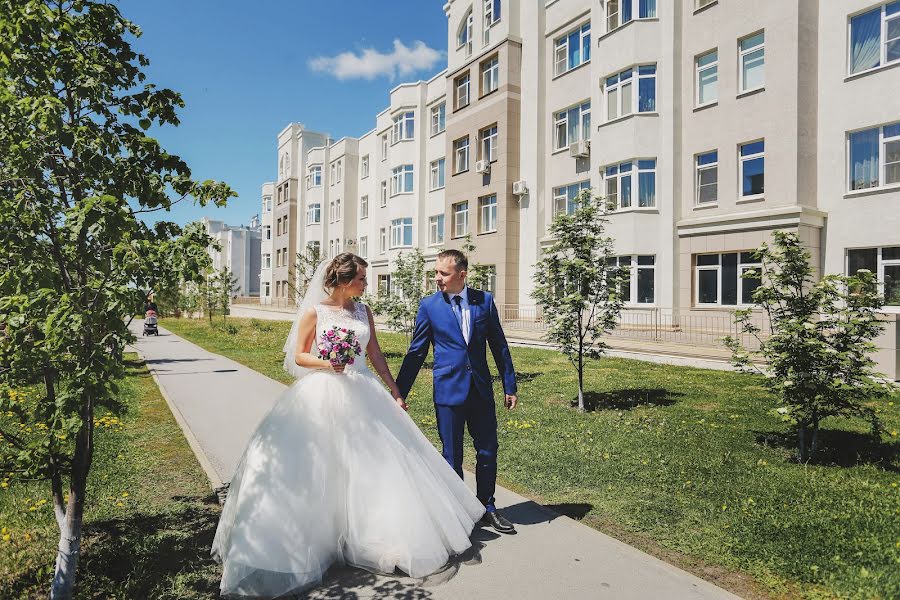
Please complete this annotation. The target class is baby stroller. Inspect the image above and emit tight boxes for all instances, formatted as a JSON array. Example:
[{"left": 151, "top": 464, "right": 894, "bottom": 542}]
[{"left": 143, "top": 309, "right": 159, "bottom": 336}]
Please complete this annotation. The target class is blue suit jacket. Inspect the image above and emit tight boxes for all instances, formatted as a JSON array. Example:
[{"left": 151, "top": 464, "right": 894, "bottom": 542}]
[{"left": 397, "top": 288, "right": 517, "bottom": 406}]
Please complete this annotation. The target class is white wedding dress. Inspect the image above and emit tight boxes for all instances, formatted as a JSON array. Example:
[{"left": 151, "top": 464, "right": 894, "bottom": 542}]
[{"left": 212, "top": 302, "right": 485, "bottom": 598}]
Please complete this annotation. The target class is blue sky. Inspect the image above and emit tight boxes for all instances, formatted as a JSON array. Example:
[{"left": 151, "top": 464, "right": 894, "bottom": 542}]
[{"left": 122, "top": 0, "right": 448, "bottom": 228}]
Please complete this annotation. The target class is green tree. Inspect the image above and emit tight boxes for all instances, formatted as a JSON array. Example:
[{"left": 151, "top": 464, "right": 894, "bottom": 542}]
[
  {"left": 290, "top": 243, "right": 323, "bottom": 302},
  {"left": 367, "top": 248, "right": 426, "bottom": 345},
  {"left": 724, "top": 231, "right": 893, "bottom": 462},
  {"left": 461, "top": 233, "right": 493, "bottom": 292},
  {"left": 0, "top": 3, "right": 234, "bottom": 597},
  {"left": 531, "top": 190, "right": 625, "bottom": 412},
  {"left": 214, "top": 265, "right": 240, "bottom": 322}
]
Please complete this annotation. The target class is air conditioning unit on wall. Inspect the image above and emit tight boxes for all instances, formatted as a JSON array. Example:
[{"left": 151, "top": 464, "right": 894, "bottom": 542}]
[
  {"left": 475, "top": 160, "right": 491, "bottom": 174},
  {"left": 569, "top": 139, "right": 590, "bottom": 158},
  {"left": 512, "top": 180, "right": 528, "bottom": 196}
]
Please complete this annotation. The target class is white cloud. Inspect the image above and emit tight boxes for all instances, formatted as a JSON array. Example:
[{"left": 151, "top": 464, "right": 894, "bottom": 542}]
[{"left": 308, "top": 40, "right": 443, "bottom": 82}]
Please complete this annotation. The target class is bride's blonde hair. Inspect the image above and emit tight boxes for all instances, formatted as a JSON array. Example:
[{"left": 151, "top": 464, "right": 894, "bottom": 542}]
[{"left": 323, "top": 253, "right": 368, "bottom": 292}]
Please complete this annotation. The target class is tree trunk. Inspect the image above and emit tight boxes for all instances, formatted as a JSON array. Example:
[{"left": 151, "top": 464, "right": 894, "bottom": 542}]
[
  {"left": 798, "top": 425, "right": 807, "bottom": 462},
  {"left": 811, "top": 419, "right": 820, "bottom": 456},
  {"left": 576, "top": 317, "right": 585, "bottom": 412}
]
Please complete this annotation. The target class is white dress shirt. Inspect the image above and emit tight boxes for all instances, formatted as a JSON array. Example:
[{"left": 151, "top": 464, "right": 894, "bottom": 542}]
[{"left": 450, "top": 287, "right": 471, "bottom": 344}]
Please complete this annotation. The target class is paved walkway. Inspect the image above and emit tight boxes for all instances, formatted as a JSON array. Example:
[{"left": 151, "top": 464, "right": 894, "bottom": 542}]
[{"left": 130, "top": 321, "right": 742, "bottom": 600}]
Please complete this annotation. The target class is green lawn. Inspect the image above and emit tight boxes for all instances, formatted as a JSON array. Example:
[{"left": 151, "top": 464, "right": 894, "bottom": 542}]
[
  {"left": 0, "top": 354, "right": 222, "bottom": 599},
  {"left": 164, "top": 316, "right": 900, "bottom": 600}
]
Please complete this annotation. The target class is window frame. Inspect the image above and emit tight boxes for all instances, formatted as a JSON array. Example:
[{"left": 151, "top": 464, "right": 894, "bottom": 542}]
[
  {"left": 847, "top": 121, "right": 900, "bottom": 192},
  {"left": 554, "top": 101, "right": 591, "bottom": 151},
  {"left": 606, "top": 0, "right": 657, "bottom": 34},
  {"left": 847, "top": 2, "right": 900, "bottom": 76},
  {"left": 380, "top": 181, "right": 387, "bottom": 207},
  {"left": 615, "top": 255, "right": 657, "bottom": 305},
  {"left": 359, "top": 236, "right": 368, "bottom": 258},
  {"left": 554, "top": 22, "right": 591, "bottom": 77},
  {"left": 552, "top": 180, "right": 591, "bottom": 217},
  {"left": 360, "top": 155, "right": 369, "bottom": 179},
  {"left": 738, "top": 31, "right": 766, "bottom": 93},
  {"left": 695, "top": 150, "right": 719, "bottom": 205},
  {"left": 455, "top": 72, "right": 471, "bottom": 110},
  {"left": 604, "top": 64, "right": 657, "bottom": 122},
  {"left": 696, "top": 49, "right": 719, "bottom": 106},
  {"left": 739, "top": 140, "right": 765, "bottom": 199},
  {"left": 479, "top": 125, "right": 499, "bottom": 163},
  {"left": 430, "top": 157, "right": 446, "bottom": 191},
  {"left": 262, "top": 253, "right": 271, "bottom": 269},
  {"left": 481, "top": 55, "right": 500, "bottom": 95},
  {"left": 695, "top": 252, "right": 762, "bottom": 306},
  {"left": 478, "top": 194, "right": 498, "bottom": 233},
  {"left": 360, "top": 195, "right": 369, "bottom": 219},
  {"left": 603, "top": 158, "right": 657, "bottom": 210},
  {"left": 390, "top": 217, "right": 414, "bottom": 249},
  {"left": 847, "top": 245, "right": 900, "bottom": 308},
  {"left": 381, "top": 134, "right": 388, "bottom": 161},
  {"left": 457, "top": 9, "right": 474, "bottom": 56},
  {"left": 429, "top": 214, "right": 445, "bottom": 245},
  {"left": 379, "top": 227, "right": 386, "bottom": 254},
  {"left": 452, "top": 201, "right": 469, "bottom": 238},
  {"left": 391, "top": 164, "right": 415, "bottom": 196},
  {"left": 391, "top": 111, "right": 415, "bottom": 144},
  {"left": 454, "top": 136, "right": 470, "bottom": 173},
  {"left": 263, "top": 225, "right": 271, "bottom": 241},
  {"left": 306, "top": 203, "right": 321, "bottom": 225},
  {"left": 430, "top": 102, "right": 446, "bottom": 135}
]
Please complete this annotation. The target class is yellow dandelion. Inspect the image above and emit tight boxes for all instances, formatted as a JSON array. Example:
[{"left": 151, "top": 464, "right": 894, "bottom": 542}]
[
  {"left": 121, "top": 492, "right": 129, "bottom": 498},
  {"left": 115, "top": 502, "right": 124, "bottom": 507}
]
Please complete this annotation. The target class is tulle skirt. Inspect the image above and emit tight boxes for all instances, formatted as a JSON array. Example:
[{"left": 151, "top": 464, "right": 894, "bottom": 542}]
[{"left": 211, "top": 367, "right": 485, "bottom": 598}]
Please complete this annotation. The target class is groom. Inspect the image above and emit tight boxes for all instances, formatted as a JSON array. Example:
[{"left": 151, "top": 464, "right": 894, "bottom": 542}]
[{"left": 397, "top": 249, "right": 518, "bottom": 534}]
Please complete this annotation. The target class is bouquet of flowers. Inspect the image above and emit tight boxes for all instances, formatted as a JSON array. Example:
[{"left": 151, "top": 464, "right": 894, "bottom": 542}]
[{"left": 317, "top": 326, "right": 363, "bottom": 366}]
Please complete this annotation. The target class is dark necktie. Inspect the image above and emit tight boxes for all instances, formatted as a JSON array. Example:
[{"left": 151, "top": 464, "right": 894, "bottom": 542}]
[{"left": 452, "top": 295, "right": 464, "bottom": 337}]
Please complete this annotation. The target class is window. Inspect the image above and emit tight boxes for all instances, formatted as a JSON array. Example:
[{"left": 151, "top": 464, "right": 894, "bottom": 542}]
[
  {"left": 554, "top": 101, "right": 591, "bottom": 150},
  {"left": 455, "top": 73, "right": 471, "bottom": 109},
  {"left": 848, "top": 122, "right": 900, "bottom": 191},
  {"left": 429, "top": 214, "right": 445, "bottom": 245},
  {"left": 554, "top": 22, "right": 591, "bottom": 76},
  {"left": 381, "top": 181, "right": 387, "bottom": 207},
  {"left": 335, "top": 198, "right": 341, "bottom": 221},
  {"left": 378, "top": 274, "right": 392, "bottom": 297},
  {"left": 739, "top": 140, "right": 765, "bottom": 198},
  {"left": 479, "top": 195, "right": 497, "bottom": 233},
  {"left": 307, "top": 165, "right": 321, "bottom": 189},
  {"left": 336, "top": 160, "right": 342, "bottom": 183},
  {"left": 739, "top": 31, "right": 765, "bottom": 92},
  {"left": 481, "top": 56, "right": 499, "bottom": 95},
  {"left": 604, "top": 159, "right": 656, "bottom": 209},
  {"left": 379, "top": 228, "right": 386, "bottom": 254},
  {"left": 454, "top": 136, "right": 470, "bottom": 173},
  {"left": 430, "top": 158, "right": 446, "bottom": 190},
  {"left": 553, "top": 180, "right": 591, "bottom": 216},
  {"left": 607, "top": 0, "right": 656, "bottom": 32},
  {"left": 263, "top": 253, "right": 271, "bottom": 269},
  {"left": 696, "top": 50, "right": 718, "bottom": 105},
  {"left": 458, "top": 9, "right": 473, "bottom": 56},
  {"left": 275, "top": 249, "right": 281, "bottom": 267},
  {"left": 480, "top": 125, "right": 498, "bottom": 162},
  {"left": 390, "top": 217, "right": 413, "bottom": 248},
  {"left": 359, "top": 236, "right": 368, "bottom": 258},
  {"left": 696, "top": 252, "right": 762, "bottom": 306},
  {"left": 360, "top": 195, "right": 369, "bottom": 219},
  {"left": 605, "top": 65, "right": 656, "bottom": 121},
  {"left": 392, "top": 111, "right": 415, "bottom": 144},
  {"left": 263, "top": 225, "right": 271, "bottom": 241},
  {"left": 263, "top": 196, "right": 272, "bottom": 212},
  {"left": 453, "top": 201, "right": 469, "bottom": 237},
  {"left": 381, "top": 134, "right": 388, "bottom": 161},
  {"left": 329, "top": 201, "right": 335, "bottom": 223},
  {"left": 263, "top": 281, "right": 270, "bottom": 298},
  {"left": 307, "top": 241, "right": 320, "bottom": 260},
  {"left": 431, "top": 103, "right": 446, "bottom": 135},
  {"left": 483, "top": 0, "right": 501, "bottom": 46},
  {"left": 611, "top": 255, "right": 656, "bottom": 304},
  {"left": 848, "top": 246, "right": 900, "bottom": 306},
  {"left": 329, "top": 162, "right": 336, "bottom": 185},
  {"left": 306, "top": 203, "right": 321, "bottom": 224},
  {"left": 482, "top": 265, "right": 497, "bottom": 293},
  {"left": 696, "top": 151, "right": 718, "bottom": 204},
  {"left": 849, "top": 2, "right": 900, "bottom": 75},
  {"left": 361, "top": 155, "right": 369, "bottom": 179},
  {"left": 283, "top": 215, "right": 288, "bottom": 234},
  {"left": 391, "top": 164, "right": 414, "bottom": 195}
]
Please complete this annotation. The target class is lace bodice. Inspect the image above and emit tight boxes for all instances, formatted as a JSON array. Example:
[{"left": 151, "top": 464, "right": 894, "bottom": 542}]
[{"left": 313, "top": 302, "right": 370, "bottom": 372}]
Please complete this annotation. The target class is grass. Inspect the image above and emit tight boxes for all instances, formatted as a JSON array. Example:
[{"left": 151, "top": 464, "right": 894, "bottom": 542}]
[
  {"left": 0, "top": 354, "right": 223, "bottom": 599},
  {"left": 163, "top": 316, "right": 900, "bottom": 600}
]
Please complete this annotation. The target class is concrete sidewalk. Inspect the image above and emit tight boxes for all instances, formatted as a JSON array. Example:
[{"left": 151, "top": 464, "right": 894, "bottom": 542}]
[{"left": 130, "top": 321, "right": 742, "bottom": 600}]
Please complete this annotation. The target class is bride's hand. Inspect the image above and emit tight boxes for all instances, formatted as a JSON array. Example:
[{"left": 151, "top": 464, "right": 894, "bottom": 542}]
[
  {"left": 394, "top": 397, "right": 408, "bottom": 411},
  {"left": 330, "top": 362, "right": 346, "bottom": 374}
]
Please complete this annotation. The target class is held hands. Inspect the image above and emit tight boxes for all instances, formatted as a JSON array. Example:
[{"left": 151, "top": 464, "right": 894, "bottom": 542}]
[
  {"left": 504, "top": 394, "right": 518, "bottom": 410},
  {"left": 330, "top": 362, "right": 346, "bottom": 374},
  {"left": 394, "top": 396, "right": 409, "bottom": 411}
]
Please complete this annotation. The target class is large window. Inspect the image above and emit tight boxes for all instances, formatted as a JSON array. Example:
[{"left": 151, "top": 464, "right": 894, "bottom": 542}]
[
  {"left": 430, "top": 158, "right": 446, "bottom": 190},
  {"left": 263, "top": 225, "right": 271, "bottom": 240},
  {"left": 431, "top": 102, "right": 446, "bottom": 135},
  {"left": 361, "top": 155, "right": 369, "bottom": 179},
  {"left": 553, "top": 180, "right": 591, "bottom": 216},
  {"left": 479, "top": 195, "right": 497, "bottom": 233},
  {"left": 455, "top": 73, "right": 471, "bottom": 109},
  {"left": 453, "top": 201, "right": 469, "bottom": 237},
  {"left": 605, "top": 65, "right": 656, "bottom": 121},
  {"left": 739, "top": 31, "right": 765, "bottom": 92},
  {"left": 696, "top": 50, "right": 718, "bottom": 106},
  {"left": 610, "top": 255, "right": 656, "bottom": 304},
  {"left": 696, "top": 150, "right": 719, "bottom": 204},
  {"left": 262, "top": 253, "right": 271, "bottom": 269},
  {"left": 739, "top": 140, "right": 765, "bottom": 198},
  {"left": 307, "top": 165, "right": 321, "bottom": 189},
  {"left": 849, "top": 2, "right": 900, "bottom": 75},
  {"left": 848, "top": 246, "right": 900, "bottom": 306},
  {"left": 391, "top": 165, "right": 414, "bottom": 195},
  {"left": 481, "top": 56, "right": 499, "bottom": 95},
  {"left": 480, "top": 125, "right": 498, "bottom": 162},
  {"left": 391, "top": 111, "right": 415, "bottom": 144},
  {"left": 458, "top": 9, "right": 473, "bottom": 56},
  {"left": 454, "top": 136, "right": 470, "bottom": 173},
  {"left": 604, "top": 159, "right": 656, "bottom": 209},
  {"left": 263, "top": 195, "right": 272, "bottom": 213},
  {"left": 554, "top": 101, "right": 591, "bottom": 150},
  {"left": 483, "top": 0, "right": 501, "bottom": 45},
  {"left": 360, "top": 195, "right": 368, "bottom": 219},
  {"left": 554, "top": 22, "right": 591, "bottom": 76},
  {"left": 696, "top": 252, "right": 762, "bottom": 306},
  {"left": 359, "top": 236, "right": 368, "bottom": 259},
  {"left": 306, "top": 203, "right": 321, "bottom": 224},
  {"left": 390, "top": 218, "right": 413, "bottom": 248},
  {"left": 429, "top": 214, "right": 445, "bottom": 245},
  {"left": 848, "top": 122, "right": 900, "bottom": 191},
  {"left": 606, "top": 0, "right": 657, "bottom": 32}
]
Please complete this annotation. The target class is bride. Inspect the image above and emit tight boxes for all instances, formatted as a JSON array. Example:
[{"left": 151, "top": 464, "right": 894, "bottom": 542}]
[{"left": 211, "top": 253, "right": 486, "bottom": 598}]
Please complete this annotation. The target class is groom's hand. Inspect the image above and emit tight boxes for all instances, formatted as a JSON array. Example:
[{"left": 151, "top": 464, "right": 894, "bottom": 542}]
[
  {"left": 394, "top": 397, "right": 409, "bottom": 411},
  {"left": 504, "top": 394, "right": 517, "bottom": 410}
]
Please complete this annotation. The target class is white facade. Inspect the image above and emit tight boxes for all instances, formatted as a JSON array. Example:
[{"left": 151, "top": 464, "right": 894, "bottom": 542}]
[
  {"left": 260, "top": 182, "right": 274, "bottom": 302},
  {"left": 203, "top": 216, "right": 262, "bottom": 297}
]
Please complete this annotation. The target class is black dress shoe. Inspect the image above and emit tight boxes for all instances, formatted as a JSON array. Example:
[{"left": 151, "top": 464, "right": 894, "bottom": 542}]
[{"left": 480, "top": 510, "right": 516, "bottom": 534}]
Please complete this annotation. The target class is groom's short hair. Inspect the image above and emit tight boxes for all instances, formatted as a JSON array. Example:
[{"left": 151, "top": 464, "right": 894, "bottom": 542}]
[{"left": 437, "top": 249, "right": 468, "bottom": 272}]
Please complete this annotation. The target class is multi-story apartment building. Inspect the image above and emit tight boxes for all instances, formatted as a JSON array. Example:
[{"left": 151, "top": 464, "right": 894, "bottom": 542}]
[
  {"left": 260, "top": 0, "right": 899, "bottom": 378},
  {"left": 259, "top": 182, "right": 274, "bottom": 302},
  {"left": 202, "top": 216, "right": 262, "bottom": 297}
]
